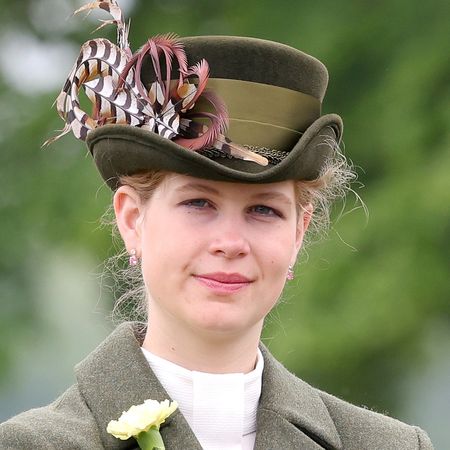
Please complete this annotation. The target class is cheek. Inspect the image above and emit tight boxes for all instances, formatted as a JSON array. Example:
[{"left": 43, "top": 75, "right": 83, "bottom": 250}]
[
  {"left": 266, "top": 235, "right": 295, "bottom": 288},
  {"left": 140, "top": 213, "right": 180, "bottom": 255},
  {"left": 264, "top": 227, "right": 298, "bottom": 269},
  {"left": 256, "top": 230, "right": 296, "bottom": 309},
  {"left": 139, "top": 218, "right": 201, "bottom": 286},
  {"left": 139, "top": 220, "right": 173, "bottom": 287}
]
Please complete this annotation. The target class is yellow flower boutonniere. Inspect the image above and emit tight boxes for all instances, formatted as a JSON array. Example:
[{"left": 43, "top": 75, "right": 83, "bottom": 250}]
[{"left": 107, "top": 399, "right": 178, "bottom": 450}]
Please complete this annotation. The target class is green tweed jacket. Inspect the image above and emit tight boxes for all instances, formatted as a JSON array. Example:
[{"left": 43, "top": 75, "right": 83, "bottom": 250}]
[{"left": 0, "top": 323, "right": 433, "bottom": 449}]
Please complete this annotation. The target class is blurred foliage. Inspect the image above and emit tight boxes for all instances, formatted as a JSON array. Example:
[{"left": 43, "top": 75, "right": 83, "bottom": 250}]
[{"left": 0, "top": 0, "right": 449, "bottom": 439}]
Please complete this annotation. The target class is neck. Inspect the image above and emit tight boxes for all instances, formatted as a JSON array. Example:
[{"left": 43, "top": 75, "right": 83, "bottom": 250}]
[{"left": 142, "top": 315, "right": 262, "bottom": 374}]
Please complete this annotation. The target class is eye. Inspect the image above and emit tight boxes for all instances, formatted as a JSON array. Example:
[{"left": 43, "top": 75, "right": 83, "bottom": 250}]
[
  {"left": 182, "top": 198, "right": 213, "bottom": 209},
  {"left": 249, "top": 204, "right": 282, "bottom": 217}
]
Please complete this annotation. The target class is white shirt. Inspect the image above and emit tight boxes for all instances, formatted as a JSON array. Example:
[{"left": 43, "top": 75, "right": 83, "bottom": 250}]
[{"left": 141, "top": 347, "right": 264, "bottom": 450}]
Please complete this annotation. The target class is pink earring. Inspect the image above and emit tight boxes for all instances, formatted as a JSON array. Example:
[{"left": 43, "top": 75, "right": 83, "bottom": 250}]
[
  {"left": 287, "top": 265, "right": 294, "bottom": 280},
  {"left": 129, "top": 249, "right": 139, "bottom": 266}
]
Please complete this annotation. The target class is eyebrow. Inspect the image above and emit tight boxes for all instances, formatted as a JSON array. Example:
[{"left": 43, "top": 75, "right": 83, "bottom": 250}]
[
  {"left": 175, "top": 182, "right": 293, "bottom": 205},
  {"left": 250, "top": 192, "right": 293, "bottom": 205},
  {"left": 175, "top": 182, "right": 221, "bottom": 195}
]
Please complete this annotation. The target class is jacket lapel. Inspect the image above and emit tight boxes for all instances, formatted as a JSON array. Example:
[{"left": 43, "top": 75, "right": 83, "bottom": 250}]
[
  {"left": 75, "top": 323, "right": 341, "bottom": 449},
  {"left": 74, "top": 323, "right": 202, "bottom": 450},
  {"left": 254, "top": 345, "right": 342, "bottom": 450}
]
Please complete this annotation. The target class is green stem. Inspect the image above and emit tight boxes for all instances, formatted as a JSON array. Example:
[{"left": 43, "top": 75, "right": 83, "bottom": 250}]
[{"left": 136, "top": 427, "right": 165, "bottom": 450}]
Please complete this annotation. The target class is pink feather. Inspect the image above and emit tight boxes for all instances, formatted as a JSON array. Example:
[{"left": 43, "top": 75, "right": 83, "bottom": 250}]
[
  {"left": 181, "top": 59, "right": 210, "bottom": 110},
  {"left": 175, "top": 90, "right": 228, "bottom": 150}
]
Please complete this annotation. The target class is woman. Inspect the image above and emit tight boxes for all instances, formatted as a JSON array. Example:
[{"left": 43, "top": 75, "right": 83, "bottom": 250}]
[{"left": 0, "top": 1, "right": 433, "bottom": 449}]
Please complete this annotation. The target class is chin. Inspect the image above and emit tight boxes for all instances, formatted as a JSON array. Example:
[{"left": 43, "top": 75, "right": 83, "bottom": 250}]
[{"left": 187, "top": 303, "right": 264, "bottom": 337}]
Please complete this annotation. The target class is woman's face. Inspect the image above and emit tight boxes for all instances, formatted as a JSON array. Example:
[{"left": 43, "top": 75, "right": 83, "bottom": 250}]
[{"left": 116, "top": 173, "right": 310, "bottom": 338}]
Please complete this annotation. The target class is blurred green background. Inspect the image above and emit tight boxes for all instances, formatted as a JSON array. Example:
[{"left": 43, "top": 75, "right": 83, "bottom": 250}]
[{"left": 0, "top": 0, "right": 449, "bottom": 447}]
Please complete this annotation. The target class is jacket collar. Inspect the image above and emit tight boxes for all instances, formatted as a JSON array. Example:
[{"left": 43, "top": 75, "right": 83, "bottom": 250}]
[
  {"left": 75, "top": 322, "right": 202, "bottom": 449},
  {"left": 255, "top": 345, "right": 342, "bottom": 449},
  {"left": 75, "top": 323, "right": 341, "bottom": 449}
]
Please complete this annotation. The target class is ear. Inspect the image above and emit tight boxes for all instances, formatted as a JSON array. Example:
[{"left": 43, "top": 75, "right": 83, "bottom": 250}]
[
  {"left": 113, "top": 185, "right": 145, "bottom": 256},
  {"left": 292, "top": 203, "right": 313, "bottom": 261}
]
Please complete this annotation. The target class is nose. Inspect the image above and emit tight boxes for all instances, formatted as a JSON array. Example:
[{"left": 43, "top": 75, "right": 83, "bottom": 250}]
[{"left": 208, "top": 220, "right": 250, "bottom": 259}]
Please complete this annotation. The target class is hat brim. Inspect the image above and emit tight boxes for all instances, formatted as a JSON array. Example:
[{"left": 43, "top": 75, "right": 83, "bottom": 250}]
[{"left": 86, "top": 113, "right": 342, "bottom": 189}]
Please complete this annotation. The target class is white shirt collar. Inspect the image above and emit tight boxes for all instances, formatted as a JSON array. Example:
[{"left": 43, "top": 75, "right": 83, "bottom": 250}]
[{"left": 141, "top": 347, "right": 264, "bottom": 450}]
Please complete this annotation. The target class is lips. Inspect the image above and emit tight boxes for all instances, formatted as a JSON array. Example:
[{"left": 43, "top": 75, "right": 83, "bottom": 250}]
[
  {"left": 193, "top": 272, "right": 253, "bottom": 294},
  {"left": 195, "top": 272, "right": 251, "bottom": 283}
]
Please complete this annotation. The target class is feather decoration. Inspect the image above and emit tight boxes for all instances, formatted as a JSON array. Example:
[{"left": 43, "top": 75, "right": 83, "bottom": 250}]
[
  {"left": 44, "top": 0, "right": 268, "bottom": 166},
  {"left": 74, "top": 0, "right": 130, "bottom": 55},
  {"left": 175, "top": 89, "right": 228, "bottom": 150},
  {"left": 43, "top": 38, "right": 139, "bottom": 145},
  {"left": 215, "top": 136, "right": 269, "bottom": 166}
]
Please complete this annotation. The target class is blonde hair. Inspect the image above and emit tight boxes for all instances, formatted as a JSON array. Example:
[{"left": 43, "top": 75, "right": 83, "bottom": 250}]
[{"left": 105, "top": 139, "right": 358, "bottom": 324}]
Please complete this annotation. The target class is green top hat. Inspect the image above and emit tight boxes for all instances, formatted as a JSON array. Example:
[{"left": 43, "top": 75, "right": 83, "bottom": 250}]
[{"left": 47, "top": 3, "right": 342, "bottom": 189}]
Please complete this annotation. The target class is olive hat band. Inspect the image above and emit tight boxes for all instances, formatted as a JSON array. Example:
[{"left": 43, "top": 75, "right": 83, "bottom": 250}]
[{"left": 192, "top": 78, "right": 321, "bottom": 150}]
